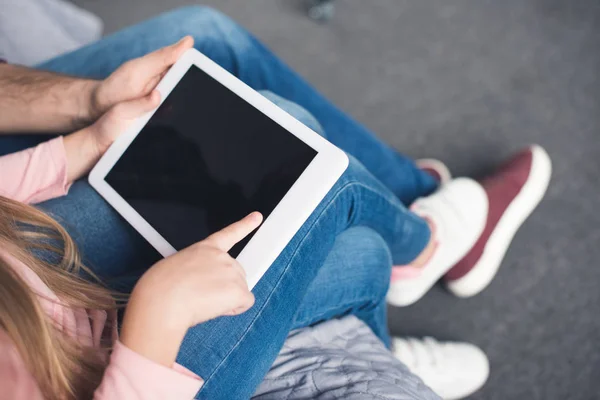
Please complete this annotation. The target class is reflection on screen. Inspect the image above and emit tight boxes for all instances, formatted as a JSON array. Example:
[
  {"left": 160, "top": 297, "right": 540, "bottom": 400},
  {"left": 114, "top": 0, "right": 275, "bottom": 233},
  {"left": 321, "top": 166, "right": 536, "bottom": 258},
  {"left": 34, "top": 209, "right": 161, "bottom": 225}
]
[{"left": 105, "top": 66, "right": 317, "bottom": 256}]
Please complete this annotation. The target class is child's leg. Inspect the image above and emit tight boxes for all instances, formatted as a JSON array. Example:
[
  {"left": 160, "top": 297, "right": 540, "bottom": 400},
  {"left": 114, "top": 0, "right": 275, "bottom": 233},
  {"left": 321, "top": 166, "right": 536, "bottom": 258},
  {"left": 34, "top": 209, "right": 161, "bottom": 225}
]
[
  {"left": 292, "top": 226, "right": 392, "bottom": 347},
  {"left": 175, "top": 154, "right": 428, "bottom": 399},
  {"left": 37, "top": 6, "right": 436, "bottom": 204}
]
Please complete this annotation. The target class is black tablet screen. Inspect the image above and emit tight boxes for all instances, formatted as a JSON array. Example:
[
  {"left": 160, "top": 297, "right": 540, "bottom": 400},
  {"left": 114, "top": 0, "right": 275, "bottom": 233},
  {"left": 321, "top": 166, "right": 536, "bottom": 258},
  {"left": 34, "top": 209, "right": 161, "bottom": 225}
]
[{"left": 105, "top": 66, "right": 317, "bottom": 256}]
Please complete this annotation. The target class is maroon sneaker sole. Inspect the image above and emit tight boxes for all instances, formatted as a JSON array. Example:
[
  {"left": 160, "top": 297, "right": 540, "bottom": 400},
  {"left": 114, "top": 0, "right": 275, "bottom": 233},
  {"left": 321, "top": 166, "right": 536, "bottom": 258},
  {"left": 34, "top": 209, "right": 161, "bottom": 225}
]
[{"left": 445, "top": 145, "right": 552, "bottom": 297}]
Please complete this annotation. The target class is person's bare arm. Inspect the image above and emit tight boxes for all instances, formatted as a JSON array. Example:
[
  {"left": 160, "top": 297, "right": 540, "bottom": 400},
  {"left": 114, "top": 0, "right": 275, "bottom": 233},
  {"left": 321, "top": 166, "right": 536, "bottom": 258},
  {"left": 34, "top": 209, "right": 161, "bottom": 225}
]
[
  {"left": 0, "top": 64, "right": 101, "bottom": 133},
  {"left": 62, "top": 89, "right": 160, "bottom": 182},
  {"left": 0, "top": 36, "right": 194, "bottom": 135}
]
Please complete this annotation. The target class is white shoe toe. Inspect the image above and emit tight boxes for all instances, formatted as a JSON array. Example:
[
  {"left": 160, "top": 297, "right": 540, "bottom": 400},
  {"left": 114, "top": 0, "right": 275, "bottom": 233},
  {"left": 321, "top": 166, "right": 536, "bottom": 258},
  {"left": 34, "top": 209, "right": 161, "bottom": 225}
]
[{"left": 387, "top": 178, "right": 489, "bottom": 307}]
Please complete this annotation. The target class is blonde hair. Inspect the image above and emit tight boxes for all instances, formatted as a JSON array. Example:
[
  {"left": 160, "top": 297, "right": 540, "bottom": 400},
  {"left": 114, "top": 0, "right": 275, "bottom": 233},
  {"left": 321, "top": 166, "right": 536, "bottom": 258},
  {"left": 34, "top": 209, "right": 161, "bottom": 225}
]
[{"left": 0, "top": 195, "right": 119, "bottom": 399}]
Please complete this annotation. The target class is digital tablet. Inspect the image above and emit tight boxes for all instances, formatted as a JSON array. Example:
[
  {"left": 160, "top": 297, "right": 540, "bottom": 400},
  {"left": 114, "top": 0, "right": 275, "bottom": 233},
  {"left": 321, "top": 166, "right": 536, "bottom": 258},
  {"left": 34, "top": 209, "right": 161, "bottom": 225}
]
[{"left": 89, "top": 48, "right": 348, "bottom": 289}]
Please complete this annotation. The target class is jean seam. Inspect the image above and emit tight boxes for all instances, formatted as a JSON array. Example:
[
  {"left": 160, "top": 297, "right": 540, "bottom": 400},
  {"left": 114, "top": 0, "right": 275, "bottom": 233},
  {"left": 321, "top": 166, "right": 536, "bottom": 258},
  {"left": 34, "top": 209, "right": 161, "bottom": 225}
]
[{"left": 198, "top": 178, "right": 419, "bottom": 394}]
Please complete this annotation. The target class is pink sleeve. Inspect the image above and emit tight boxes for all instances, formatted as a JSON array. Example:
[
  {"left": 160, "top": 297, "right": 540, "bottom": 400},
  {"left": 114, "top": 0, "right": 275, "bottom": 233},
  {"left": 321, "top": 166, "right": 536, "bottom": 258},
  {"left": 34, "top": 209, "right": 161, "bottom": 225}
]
[
  {"left": 94, "top": 341, "right": 203, "bottom": 400},
  {"left": 0, "top": 330, "right": 44, "bottom": 400},
  {"left": 0, "top": 333, "right": 202, "bottom": 400},
  {"left": 0, "top": 137, "right": 70, "bottom": 204}
]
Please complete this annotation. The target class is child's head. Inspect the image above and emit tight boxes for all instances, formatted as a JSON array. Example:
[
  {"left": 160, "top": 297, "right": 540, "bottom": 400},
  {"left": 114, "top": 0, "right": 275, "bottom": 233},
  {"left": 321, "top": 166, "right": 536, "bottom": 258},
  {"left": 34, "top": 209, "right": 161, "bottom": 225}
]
[{"left": 0, "top": 195, "right": 115, "bottom": 399}]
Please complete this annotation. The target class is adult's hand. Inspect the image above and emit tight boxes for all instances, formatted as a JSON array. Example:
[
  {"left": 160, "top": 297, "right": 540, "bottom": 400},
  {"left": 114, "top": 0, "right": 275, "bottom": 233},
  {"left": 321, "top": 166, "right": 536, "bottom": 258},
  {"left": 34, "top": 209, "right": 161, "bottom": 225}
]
[
  {"left": 63, "top": 36, "right": 194, "bottom": 182},
  {"left": 90, "top": 36, "right": 194, "bottom": 120}
]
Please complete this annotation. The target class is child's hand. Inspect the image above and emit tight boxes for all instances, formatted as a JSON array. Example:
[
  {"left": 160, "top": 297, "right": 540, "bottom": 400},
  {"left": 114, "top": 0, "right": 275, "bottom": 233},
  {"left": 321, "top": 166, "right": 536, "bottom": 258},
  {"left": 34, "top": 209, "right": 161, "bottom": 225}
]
[
  {"left": 134, "top": 212, "right": 261, "bottom": 326},
  {"left": 62, "top": 90, "right": 160, "bottom": 182},
  {"left": 120, "top": 212, "right": 263, "bottom": 367},
  {"left": 88, "top": 89, "right": 161, "bottom": 155}
]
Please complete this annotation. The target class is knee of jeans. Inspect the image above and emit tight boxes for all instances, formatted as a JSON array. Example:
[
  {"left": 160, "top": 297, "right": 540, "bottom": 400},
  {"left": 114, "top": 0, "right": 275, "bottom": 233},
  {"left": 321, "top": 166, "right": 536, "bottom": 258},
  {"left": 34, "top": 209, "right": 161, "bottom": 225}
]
[
  {"left": 334, "top": 155, "right": 375, "bottom": 190},
  {"left": 259, "top": 91, "right": 326, "bottom": 138},
  {"left": 162, "top": 6, "right": 253, "bottom": 54},
  {"left": 336, "top": 227, "right": 392, "bottom": 299}
]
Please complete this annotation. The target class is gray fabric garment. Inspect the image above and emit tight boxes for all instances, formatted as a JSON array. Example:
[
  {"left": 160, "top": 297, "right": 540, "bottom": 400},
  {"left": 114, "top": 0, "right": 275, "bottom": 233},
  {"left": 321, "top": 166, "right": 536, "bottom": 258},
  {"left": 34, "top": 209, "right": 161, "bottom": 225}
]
[
  {"left": 255, "top": 316, "right": 440, "bottom": 400},
  {"left": 0, "top": 0, "right": 102, "bottom": 65}
]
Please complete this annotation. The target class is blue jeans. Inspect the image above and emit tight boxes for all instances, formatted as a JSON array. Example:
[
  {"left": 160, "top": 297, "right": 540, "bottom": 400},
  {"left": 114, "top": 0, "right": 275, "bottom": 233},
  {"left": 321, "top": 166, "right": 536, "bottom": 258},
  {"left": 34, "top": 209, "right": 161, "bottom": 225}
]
[{"left": 1, "top": 7, "right": 433, "bottom": 399}]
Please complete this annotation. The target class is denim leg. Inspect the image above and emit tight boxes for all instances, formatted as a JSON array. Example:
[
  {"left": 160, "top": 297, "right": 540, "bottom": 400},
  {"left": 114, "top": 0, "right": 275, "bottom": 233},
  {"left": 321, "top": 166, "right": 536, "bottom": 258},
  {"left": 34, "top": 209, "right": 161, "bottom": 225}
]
[
  {"left": 36, "top": 6, "right": 437, "bottom": 204},
  {"left": 179, "top": 154, "right": 429, "bottom": 399},
  {"left": 292, "top": 226, "right": 392, "bottom": 347},
  {"left": 37, "top": 180, "right": 160, "bottom": 291},
  {"left": 226, "top": 94, "right": 393, "bottom": 345}
]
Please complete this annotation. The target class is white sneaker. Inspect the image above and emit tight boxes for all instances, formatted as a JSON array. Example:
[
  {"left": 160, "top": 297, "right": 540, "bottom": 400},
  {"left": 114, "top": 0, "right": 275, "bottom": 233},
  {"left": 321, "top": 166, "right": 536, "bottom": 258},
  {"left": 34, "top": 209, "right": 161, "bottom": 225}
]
[
  {"left": 416, "top": 158, "right": 452, "bottom": 185},
  {"left": 393, "top": 337, "right": 490, "bottom": 400},
  {"left": 387, "top": 178, "right": 488, "bottom": 306}
]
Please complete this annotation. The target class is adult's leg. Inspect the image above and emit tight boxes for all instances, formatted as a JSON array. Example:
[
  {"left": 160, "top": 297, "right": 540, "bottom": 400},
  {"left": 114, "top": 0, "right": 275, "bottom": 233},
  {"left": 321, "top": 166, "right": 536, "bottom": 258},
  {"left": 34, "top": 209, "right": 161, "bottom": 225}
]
[{"left": 37, "top": 6, "right": 436, "bottom": 204}]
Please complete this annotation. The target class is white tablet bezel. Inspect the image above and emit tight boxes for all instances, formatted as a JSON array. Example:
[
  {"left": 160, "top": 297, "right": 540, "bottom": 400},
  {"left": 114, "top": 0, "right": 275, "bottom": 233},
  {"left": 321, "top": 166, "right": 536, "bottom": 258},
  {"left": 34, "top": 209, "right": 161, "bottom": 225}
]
[{"left": 89, "top": 48, "right": 348, "bottom": 290}]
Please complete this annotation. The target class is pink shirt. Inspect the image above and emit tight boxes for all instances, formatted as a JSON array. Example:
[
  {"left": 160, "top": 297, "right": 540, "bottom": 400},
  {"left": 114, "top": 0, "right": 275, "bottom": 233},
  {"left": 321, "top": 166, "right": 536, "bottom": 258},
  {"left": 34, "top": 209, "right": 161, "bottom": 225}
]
[{"left": 0, "top": 137, "right": 203, "bottom": 399}]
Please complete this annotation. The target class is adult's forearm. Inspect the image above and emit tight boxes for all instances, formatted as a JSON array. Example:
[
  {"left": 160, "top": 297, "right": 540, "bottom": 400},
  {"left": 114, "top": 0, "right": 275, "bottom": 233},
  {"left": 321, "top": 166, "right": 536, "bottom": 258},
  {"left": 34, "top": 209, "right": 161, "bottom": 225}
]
[{"left": 0, "top": 64, "right": 100, "bottom": 133}]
